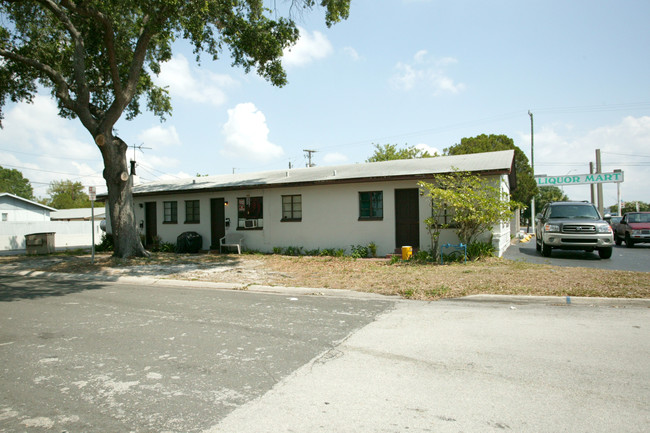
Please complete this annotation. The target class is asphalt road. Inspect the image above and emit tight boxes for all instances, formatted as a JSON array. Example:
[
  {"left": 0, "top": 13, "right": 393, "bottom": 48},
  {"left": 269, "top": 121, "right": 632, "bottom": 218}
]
[
  {"left": 504, "top": 240, "right": 650, "bottom": 272},
  {"left": 1, "top": 275, "right": 648, "bottom": 433},
  {"left": 0, "top": 275, "right": 393, "bottom": 432}
]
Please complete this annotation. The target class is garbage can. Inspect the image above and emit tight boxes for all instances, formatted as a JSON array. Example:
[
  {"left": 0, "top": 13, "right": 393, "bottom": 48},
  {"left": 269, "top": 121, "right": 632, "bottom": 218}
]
[
  {"left": 25, "top": 232, "right": 56, "bottom": 255},
  {"left": 401, "top": 246, "right": 413, "bottom": 260},
  {"left": 175, "top": 231, "right": 203, "bottom": 254}
]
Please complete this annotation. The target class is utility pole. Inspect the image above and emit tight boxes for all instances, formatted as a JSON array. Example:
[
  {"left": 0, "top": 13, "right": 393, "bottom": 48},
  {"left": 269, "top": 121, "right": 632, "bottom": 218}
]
[
  {"left": 528, "top": 110, "right": 535, "bottom": 235},
  {"left": 596, "top": 149, "right": 604, "bottom": 216},
  {"left": 589, "top": 162, "right": 595, "bottom": 204},
  {"left": 304, "top": 149, "right": 317, "bottom": 167}
]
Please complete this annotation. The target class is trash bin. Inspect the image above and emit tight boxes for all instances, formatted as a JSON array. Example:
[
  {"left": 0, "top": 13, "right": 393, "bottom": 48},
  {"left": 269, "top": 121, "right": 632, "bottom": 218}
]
[
  {"left": 401, "top": 246, "right": 413, "bottom": 260},
  {"left": 175, "top": 231, "right": 202, "bottom": 254},
  {"left": 25, "top": 232, "right": 56, "bottom": 255}
]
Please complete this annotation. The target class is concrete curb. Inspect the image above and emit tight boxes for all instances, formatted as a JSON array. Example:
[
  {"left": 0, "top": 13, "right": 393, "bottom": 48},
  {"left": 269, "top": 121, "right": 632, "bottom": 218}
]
[
  {"left": 456, "top": 294, "right": 650, "bottom": 308},
  {"left": 0, "top": 268, "right": 391, "bottom": 300}
]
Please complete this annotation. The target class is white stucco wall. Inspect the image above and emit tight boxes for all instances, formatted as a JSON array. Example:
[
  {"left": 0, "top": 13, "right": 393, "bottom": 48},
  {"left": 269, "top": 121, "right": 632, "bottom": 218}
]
[
  {"left": 0, "top": 220, "right": 103, "bottom": 251},
  {"left": 131, "top": 174, "right": 512, "bottom": 257}
]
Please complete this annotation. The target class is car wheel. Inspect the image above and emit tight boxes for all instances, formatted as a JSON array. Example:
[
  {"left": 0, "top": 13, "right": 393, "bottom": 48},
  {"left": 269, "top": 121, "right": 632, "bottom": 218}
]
[
  {"left": 615, "top": 235, "right": 622, "bottom": 246},
  {"left": 541, "top": 240, "right": 552, "bottom": 257},
  {"left": 536, "top": 239, "right": 541, "bottom": 252},
  {"left": 625, "top": 233, "right": 635, "bottom": 248},
  {"left": 598, "top": 247, "right": 613, "bottom": 259}
]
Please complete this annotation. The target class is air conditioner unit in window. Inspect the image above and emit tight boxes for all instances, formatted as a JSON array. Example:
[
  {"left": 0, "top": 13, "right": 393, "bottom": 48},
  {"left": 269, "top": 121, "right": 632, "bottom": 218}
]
[{"left": 244, "top": 219, "right": 258, "bottom": 229}]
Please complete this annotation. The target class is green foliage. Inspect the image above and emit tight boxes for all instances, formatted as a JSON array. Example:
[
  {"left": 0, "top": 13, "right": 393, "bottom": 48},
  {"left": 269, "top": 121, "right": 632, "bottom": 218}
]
[
  {"left": 43, "top": 179, "right": 91, "bottom": 209},
  {"left": 466, "top": 241, "right": 496, "bottom": 260},
  {"left": 414, "top": 250, "right": 432, "bottom": 263},
  {"left": 419, "top": 171, "right": 518, "bottom": 246},
  {"left": 0, "top": 166, "right": 34, "bottom": 200},
  {"left": 535, "top": 186, "right": 569, "bottom": 214},
  {"left": 95, "top": 233, "right": 114, "bottom": 252},
  {"left": 0, "top": 0, "right": 350, "bottom": 257},
  {"left": 367, "top": 242, "right": 377, "bottom": 258},
  {"left": 350, "top": 244, "right": 369, "bottom": 259},
  {"left": 366, "top": 143, "right": 435, "bottom": 162},
  {"left": 444, "top": 134, "right": 537, "bottom": 208},
  {"left": 616, "top": 201, "right": 650, "bottom": 213}
]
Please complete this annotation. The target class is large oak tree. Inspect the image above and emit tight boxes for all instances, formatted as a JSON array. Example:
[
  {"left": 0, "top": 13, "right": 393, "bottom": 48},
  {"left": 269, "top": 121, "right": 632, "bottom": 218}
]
[{"left": 0, "top": 0, "right": 349, "bottom": 257}]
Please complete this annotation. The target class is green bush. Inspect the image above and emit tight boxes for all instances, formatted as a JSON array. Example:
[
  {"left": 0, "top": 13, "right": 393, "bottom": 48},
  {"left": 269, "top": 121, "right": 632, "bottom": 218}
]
[
  {"left": 466, "top": 241, "right": 495, "bottom": 260},
  {"left": 350, "top": 244, "right": 369, "bottom": 259},
  {"left": 414, "top": 250, "right": 432, "bottom": 263},
  {"left": 95, "top": 233, "right": 114, "bottom": 252}
]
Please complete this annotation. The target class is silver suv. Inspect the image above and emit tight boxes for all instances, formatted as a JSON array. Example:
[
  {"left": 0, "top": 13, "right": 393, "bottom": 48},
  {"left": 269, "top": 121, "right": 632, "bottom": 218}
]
[{"left": 535, "top": 201, "right": 614, "bottom": 259}]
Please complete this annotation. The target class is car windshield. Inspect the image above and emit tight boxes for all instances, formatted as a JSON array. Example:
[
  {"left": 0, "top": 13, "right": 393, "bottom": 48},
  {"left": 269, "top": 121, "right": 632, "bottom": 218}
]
[
  {"left": 549, "top": 205, "right": 600, "bottom": 219},
  {"left": 628, "top": 213, "right": 650, "bottom": 223}
]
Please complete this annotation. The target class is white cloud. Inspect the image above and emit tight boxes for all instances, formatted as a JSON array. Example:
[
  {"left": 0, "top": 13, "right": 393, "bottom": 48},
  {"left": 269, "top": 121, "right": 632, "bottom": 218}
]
[
  {"left": 391, "top": 50, "right": 465, "bottom": 95},
  {"left": 137, "top": 125, "right": 181, "bottom": 149},
  {"left": 415, "top": 143, "right": 440, "bottom": 156},
  {"left": 343, "top": 46, "right": 361, "bottom": 61},
  {"left": 283, "top": 27, "right": 334, "bottom": 67},
  {"left": 322, "top": 152, "right": 348, "bottom": 164},
  {"left": 0, "top": 95, "right": 105, "bottom": 197},
  {"left": 220, "top": 103, "right": 284, "bottom": 161},
  {"left": 155, "top": 54, "right": 237, "bottom": 106},
  {"left": 522, "top": 115, "right": 650, "bottom": 206}
]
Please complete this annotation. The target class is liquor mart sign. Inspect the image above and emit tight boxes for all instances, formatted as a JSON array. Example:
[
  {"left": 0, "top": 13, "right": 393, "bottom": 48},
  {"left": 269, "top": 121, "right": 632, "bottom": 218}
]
[{"left": 535, "top": 171, "right": 624, "bottom": 186}]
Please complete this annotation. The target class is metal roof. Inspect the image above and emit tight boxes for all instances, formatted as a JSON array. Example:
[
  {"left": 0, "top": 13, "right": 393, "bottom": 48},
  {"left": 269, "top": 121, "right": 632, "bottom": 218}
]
[
  {"left": 130, "top": 150, "right": 515, "bottom": 197},
  {"left": 50, "top": 207, "right": 106, "bottom": 220},
  {"left": 0, "top": 192, "right": 57, "bottom": 211}
]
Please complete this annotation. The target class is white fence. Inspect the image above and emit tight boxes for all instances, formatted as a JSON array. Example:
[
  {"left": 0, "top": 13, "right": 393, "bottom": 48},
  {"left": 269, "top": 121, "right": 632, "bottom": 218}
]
[{"left": 0, "top": 221, "right": 103, "bottom": 252}]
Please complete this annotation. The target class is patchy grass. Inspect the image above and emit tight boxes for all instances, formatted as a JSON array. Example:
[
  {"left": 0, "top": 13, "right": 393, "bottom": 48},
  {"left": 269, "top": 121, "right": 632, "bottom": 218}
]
[{"left": 1, "top": 252, "right": 648, "bottom": 301}]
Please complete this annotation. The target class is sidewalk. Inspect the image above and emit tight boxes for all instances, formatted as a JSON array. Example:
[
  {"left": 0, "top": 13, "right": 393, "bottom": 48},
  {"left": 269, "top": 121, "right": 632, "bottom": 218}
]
[{"left": 206, "top": 299, "right": 650, "bottom": 433}]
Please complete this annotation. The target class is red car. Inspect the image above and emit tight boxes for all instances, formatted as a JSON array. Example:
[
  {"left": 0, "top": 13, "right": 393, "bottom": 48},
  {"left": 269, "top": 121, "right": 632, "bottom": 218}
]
[{"left": 614, "top": 212, "right": 650, "bottom": 247}]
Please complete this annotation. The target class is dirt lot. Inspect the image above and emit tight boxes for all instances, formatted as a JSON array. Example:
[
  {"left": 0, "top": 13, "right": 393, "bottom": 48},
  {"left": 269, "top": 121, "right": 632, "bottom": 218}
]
[{"left": 1, "top": 252, "right": 648, "bottom": 301}]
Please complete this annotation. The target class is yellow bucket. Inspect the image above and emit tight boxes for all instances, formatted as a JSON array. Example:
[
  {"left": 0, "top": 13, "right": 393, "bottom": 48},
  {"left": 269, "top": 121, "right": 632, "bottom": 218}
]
[{"left": 401, "top": 246, "right": 413, "bottom": 260}]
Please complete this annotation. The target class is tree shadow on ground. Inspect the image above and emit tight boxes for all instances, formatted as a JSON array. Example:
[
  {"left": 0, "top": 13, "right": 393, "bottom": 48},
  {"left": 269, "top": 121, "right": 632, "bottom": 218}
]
[{"left": 0, "top": 273, "right": 108, "bottom": 302}]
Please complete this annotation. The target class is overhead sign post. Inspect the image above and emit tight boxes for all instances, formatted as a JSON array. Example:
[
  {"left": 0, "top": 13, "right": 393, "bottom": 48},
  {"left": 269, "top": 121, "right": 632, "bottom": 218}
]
[
  {"left": 89, "top": 186, "right": 96, "bottom": 264},
  {"left": 535, "top": 171, "right": 624, "bottom": 187}
]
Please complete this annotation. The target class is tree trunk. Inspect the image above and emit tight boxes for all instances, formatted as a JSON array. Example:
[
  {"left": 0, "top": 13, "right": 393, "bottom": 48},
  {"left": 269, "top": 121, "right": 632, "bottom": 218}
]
[{"left": 97, "top": 131, "right": 149, "bottom": 258}]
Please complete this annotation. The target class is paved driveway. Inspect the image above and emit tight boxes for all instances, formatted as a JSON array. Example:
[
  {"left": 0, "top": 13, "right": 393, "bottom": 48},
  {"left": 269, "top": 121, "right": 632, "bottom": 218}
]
[{"left": 504, "top": 240, "right": 650, "bottom": 272}]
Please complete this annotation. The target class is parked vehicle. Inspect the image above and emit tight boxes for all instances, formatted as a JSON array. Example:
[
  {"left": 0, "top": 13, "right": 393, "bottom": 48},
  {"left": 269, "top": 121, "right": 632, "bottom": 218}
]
[
  {"left": 614, "top": 212, "right": 650, "bottom": 247},
  {"left": 535, "top": 201, "right": 614, "bottom": 259},
  {"left": 604, "top": 214, "right": 622, "bottom": 228}
]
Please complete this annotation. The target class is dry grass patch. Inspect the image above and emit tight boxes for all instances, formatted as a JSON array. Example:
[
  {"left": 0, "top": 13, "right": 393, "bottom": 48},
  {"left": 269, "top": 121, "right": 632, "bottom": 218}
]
[{"left": 1, "top": 253, "right": 648, "bottom": 301}]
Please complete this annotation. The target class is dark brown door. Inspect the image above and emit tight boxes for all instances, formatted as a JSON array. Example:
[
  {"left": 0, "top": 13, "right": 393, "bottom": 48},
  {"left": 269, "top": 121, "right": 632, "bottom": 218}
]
[
  {"left": 395, "top": 189, "right": 419, "bottom": 249},
  {"left": 210, "top": 198, "right": 225, "bottom": 249},
  {"left": 144, "top": 202, "right": 157, "bottom": 248}
]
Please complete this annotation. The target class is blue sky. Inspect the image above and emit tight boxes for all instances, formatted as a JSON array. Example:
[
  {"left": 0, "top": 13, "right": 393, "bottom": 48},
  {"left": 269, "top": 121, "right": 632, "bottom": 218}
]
[{"left": 1, "top": 0, "right": 649, "bottom": 209}]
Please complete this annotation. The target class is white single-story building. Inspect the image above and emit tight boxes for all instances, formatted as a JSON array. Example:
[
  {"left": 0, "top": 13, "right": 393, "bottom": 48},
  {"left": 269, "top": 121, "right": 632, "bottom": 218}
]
[
  {"left": 109, "top": 150, "right": 516, "bottom": 257},
  {"left": 0, "top": 193, "right": 55, "bottom": 222}
]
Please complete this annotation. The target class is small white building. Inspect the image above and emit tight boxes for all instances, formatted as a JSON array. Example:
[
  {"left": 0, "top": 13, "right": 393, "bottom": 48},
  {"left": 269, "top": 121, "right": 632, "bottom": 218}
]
[
  {"left": 0, "top": 193, "right": 55, "bottom": 222},
  {"left": 116, "top": 150, "right": 516, "bottom": 257}
]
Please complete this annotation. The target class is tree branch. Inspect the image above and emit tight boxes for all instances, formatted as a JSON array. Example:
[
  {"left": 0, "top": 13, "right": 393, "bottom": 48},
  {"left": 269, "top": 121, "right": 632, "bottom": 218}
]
[
  {"left": 34, "top": 0, "right": 91, "bottom": 111},
  {"left": 60, "top": 0, "right": 124, "bottom": 98},
  {"left": 104, "top": 13, "right": 155, "bottom": 126}
]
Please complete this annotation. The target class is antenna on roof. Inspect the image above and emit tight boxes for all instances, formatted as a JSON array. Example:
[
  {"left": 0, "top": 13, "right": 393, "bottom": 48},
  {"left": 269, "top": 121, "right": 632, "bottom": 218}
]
[
  {"left": 303, "top": 149, "right": 317, "bottom": 167},
  {"left": 129, "top": 142, "right": 152, "bottom": 175}
]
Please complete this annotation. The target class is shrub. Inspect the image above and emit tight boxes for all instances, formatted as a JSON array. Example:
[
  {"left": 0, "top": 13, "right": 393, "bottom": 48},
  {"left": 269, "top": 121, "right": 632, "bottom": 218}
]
[
  {"left": 95, "top": 233, "right": 114, "bottom": 252},
  {"left": 467, "top": 241, "right": 495, "bottom": 260},
  {"left": 350, "top": 244, "right": 369, "bottom": 259},
  {"left": 414, "top": 250, "right": 432, "bottom": 263}
]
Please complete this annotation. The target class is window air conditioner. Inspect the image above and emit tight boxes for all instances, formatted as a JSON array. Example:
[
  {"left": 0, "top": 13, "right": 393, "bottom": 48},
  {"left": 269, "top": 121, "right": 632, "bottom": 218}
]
[{"left": 244, "top": 220, "right": 258, "bottom": 229}]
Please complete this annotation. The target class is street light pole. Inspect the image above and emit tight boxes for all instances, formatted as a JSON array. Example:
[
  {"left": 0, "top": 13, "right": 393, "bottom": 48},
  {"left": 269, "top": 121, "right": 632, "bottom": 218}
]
[{"left": 528, "top": 110, "right": 535, "bottom": 235}]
